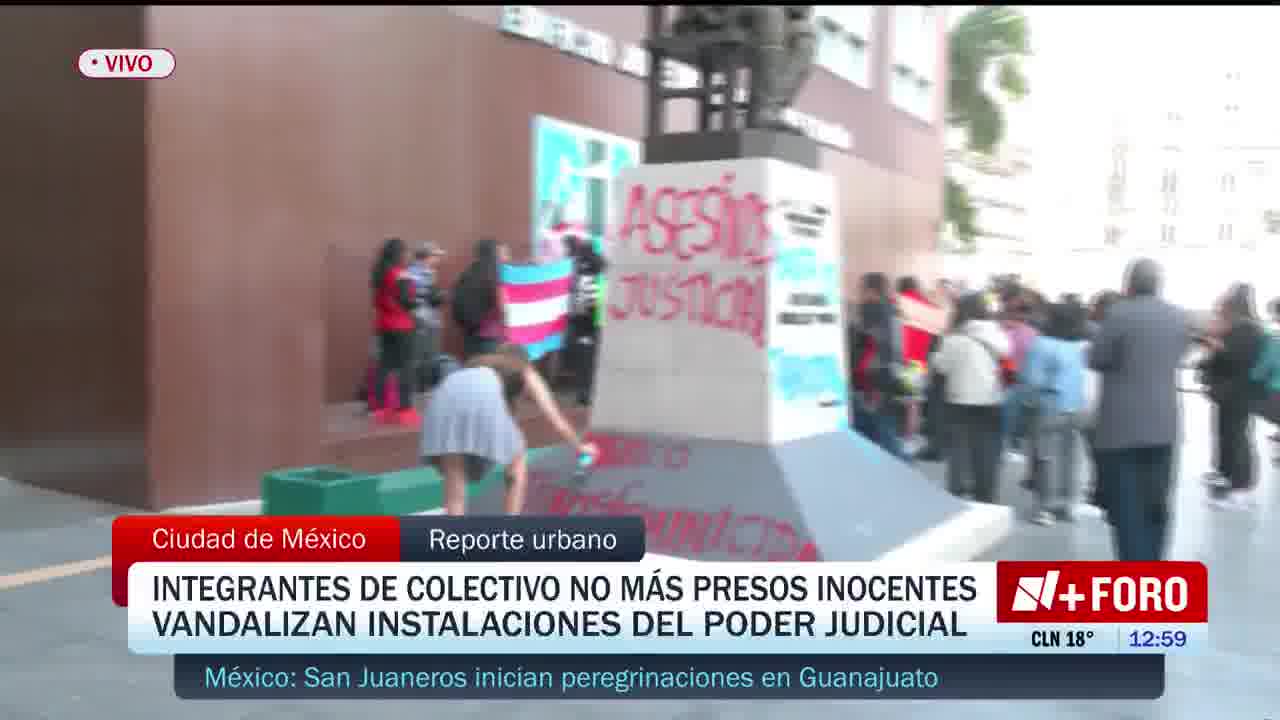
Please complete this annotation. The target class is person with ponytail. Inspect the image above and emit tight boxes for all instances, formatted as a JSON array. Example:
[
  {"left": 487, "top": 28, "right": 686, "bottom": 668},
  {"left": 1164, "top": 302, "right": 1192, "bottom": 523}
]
[
  {"left": 453, "top": 238, "right": 510, "bottom": 359},
  {"left": 371, "top": 237, "right": 420, "bottom": 427}
]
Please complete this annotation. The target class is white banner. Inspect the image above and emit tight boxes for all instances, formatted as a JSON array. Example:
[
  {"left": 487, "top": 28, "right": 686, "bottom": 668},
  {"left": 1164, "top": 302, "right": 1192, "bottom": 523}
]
[{"left": 899, "top": 295, "right": 948, "bottom": 337}]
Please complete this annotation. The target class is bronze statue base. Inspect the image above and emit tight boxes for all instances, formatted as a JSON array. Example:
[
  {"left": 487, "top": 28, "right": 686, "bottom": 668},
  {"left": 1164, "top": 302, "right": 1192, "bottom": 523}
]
[{"left": 644, "top": 129, "right": 819, "bottom": 169}]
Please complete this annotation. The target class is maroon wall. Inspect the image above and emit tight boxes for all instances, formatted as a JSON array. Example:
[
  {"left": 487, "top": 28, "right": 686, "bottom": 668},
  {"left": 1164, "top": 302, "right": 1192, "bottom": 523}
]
[
  {"left": 316, "top": 5, "right": 947, "bottom": 406},
  {"left": 2, "top": 6, "right": 946, "bottom": 508},
  {"left": 0, "top": 7, "right": 149, "bottom": 507}
]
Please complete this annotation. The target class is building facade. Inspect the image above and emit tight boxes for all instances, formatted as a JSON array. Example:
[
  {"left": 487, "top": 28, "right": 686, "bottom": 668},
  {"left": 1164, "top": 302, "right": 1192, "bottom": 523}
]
[
  {"left": 0, "top": 5, "right": 947, "bottom": 509},
  {"left": 1100, "top": 53, "right": 1280, "bottom": 308},
  {"left": 939, "top": 6, "right": 1037, "bottom": 286},
  {"left": 943, "top": 125, "right": 1034, "bottom": 281}
]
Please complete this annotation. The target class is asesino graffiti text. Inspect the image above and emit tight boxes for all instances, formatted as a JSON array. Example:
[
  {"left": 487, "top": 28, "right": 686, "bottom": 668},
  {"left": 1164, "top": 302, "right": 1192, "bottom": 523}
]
[
  {"left": 529, "top": 479, "right": 818, "bottom": 562},
  {"left": 610, "top": 174, "right": 774, "bottom": 348}
]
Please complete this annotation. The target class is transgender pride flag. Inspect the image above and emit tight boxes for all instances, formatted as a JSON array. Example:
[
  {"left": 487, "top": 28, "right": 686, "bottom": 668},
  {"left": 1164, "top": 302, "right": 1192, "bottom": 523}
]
[{"left": 500, "top": 258, "right": 574, "bottom": 361}]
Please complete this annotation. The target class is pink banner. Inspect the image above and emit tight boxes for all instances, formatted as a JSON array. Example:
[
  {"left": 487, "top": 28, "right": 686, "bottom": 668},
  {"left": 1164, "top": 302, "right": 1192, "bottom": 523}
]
[{"left": 900, "top": 295, "right": 948, "bottom": 336}]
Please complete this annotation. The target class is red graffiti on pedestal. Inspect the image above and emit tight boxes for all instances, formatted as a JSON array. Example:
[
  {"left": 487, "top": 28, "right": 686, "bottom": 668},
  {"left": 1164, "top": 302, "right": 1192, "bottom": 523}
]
[
  {"left": 610, "top": 174, "right": 774, "bottom": 348},
  {"left": 584, "top": 433, "right": 691, "bottom": 472},
  {"left": 529, "top": 470, "right": 817, "bottom": 562},
  {"left": 609, "top": 270, "right": 767, "bottom": 347}
]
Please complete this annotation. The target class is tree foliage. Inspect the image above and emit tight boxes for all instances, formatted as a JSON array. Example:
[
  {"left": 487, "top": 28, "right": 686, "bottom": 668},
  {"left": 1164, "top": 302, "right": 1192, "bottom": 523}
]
[
  {"left": 944, "top": 176, "right": 979, "bottom": 251},
  {"left": 943, "top": 6, "right": 1031, "bottom": 249}
]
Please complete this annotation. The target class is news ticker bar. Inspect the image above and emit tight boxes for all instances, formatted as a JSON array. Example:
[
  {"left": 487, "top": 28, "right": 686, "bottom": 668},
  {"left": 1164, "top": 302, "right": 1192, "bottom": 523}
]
[{"left": 174, "top": 653, "right": 1164, "bottom": 700}]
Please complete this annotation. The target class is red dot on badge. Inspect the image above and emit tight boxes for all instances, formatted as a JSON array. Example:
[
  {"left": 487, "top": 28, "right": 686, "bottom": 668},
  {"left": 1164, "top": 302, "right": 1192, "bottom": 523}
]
[{"left": 91, "top": 58, "right": 98, "bottom": 65}]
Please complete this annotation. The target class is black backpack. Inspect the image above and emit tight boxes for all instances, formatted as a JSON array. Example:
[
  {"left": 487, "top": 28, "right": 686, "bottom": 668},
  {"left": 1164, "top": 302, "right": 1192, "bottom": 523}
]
[
  {"left": 451, "top": 265, "right": 494, "bottom": 332},
  {"left": 429, "top": 353, "right": 462, "bottom": 388}
]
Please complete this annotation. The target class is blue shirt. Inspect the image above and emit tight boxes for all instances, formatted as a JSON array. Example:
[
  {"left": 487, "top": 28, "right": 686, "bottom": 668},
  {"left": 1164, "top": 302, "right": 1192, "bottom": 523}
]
[{"left": 1019, "top": 336, "right": 1087, "bottom": 414}]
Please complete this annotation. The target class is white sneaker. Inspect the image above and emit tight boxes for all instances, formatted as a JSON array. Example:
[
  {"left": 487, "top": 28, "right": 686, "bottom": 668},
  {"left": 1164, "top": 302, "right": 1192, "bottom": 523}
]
[
  {"left": 1230, "top": 490, "right": 1258, "bottom": 508},
  {"left": 1030, "top": 510, "right": 1055, "bottom": 526},
  {"left": 1076, "top": 504, "right": 1105, "bottom": 519}
]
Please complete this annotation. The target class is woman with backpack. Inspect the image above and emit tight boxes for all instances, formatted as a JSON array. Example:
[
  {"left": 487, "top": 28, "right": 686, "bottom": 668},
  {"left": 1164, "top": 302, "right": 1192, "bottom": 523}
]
[
  {"left": 453, "top": 238, "right": 510, "bottom": 360},
  {"left": 850, "top": 273, "right": 908, "bottom": 460},
  {"left": 1199, "top": 283, "right": 1266, "bottom": 508},
  {"left": 1019, "top": 300, "right": 1090, "bottom": 526},
  {"left": 370, "top": 237, "right": 421, "bottom": 427},
  {"left": 421, "top": 343, "right": 597, "bottom": 515},
  {"left": 930, "top": 292, "right": 1011, "bottom": 503}
]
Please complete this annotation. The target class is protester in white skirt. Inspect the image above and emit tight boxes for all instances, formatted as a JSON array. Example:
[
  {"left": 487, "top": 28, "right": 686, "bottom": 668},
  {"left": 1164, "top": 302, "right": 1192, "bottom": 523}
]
[{"left": 420, "top": 343, "right": 597, "bottom": 515}]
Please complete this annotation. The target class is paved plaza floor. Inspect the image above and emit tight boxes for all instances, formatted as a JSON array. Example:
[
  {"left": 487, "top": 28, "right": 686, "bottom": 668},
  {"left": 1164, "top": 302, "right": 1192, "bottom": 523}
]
[{"left": 0, "top": 394, "right": 1276, "bottom": 719}]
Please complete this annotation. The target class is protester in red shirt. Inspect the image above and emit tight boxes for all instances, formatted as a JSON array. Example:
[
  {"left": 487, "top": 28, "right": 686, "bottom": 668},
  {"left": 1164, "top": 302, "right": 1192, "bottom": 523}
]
[
  {"left": 371, "top": 237, "right": 420, "bottom": 426},
  {"left": 896, "top": 276, "right": 940, "bottom": 442},
  {"left": 897, "top": 276, "right": 937, "bottom": 367}
]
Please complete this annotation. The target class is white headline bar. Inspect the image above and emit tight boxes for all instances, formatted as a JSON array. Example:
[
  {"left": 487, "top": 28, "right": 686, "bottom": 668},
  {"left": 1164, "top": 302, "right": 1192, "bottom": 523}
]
[{"left": 127, "top": 562, "right": 1204, "bottom": 655}]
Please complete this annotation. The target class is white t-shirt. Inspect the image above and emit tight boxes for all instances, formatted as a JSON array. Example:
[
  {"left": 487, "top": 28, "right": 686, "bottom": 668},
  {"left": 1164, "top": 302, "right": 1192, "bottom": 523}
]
[{"left": 930, "top": 320, "right": 1011, "bottom": 406}]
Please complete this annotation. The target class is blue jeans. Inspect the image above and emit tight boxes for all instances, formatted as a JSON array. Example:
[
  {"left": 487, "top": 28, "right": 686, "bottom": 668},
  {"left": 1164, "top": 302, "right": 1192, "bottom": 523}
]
[
  {"left": 1093, "top": 445, "right": 1174, "bottom": 561},
  {"left": 1002, "top": 386, "right": 1024, "bottom": 447},
  {"left": 1027, "top": 411, "right": 1084, "bottom": 513},
  {"left": 853, "top": 394, "right": 907, "bottom": 461}
]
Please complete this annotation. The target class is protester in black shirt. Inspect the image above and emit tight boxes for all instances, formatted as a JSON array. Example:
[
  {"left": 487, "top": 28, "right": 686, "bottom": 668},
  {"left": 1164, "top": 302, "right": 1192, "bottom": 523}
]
[
  {"left": 850, "top": 272, "right": 908, "bottom": 460},
  {"left": 564, "top": 236, "right": 607, "bottom": 406},
  {"left": 1200, "top": 282, "right": 1266, "bottom": 508}
]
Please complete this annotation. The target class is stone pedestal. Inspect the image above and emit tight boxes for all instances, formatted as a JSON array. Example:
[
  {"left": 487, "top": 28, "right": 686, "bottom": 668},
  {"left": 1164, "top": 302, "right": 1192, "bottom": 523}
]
[
  {"left": 592, "top": 157, "right": 846, "bottom": 445},
  {"left": 644, "top": 130, "right": 820, "bottom": 169},
  {"left": 471, "top": 152, "right": 1011, "bottom": 561}
]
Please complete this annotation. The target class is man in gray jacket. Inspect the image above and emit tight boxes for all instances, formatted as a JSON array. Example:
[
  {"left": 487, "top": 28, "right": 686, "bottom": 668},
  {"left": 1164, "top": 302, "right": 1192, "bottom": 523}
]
[{"left": 1089, "top": 258, "right": 1191, "bottom": 561}]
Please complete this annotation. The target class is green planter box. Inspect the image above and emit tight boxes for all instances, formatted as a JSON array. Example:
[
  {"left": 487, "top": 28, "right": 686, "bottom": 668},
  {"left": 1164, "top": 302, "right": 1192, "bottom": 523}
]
[
  {"left": 375, "top": 468, "right": 445, "bottom": 514},
  {"left": 261, "top": 465, "right": 449, "bottom": 516},
  {"left": 261, "top": 466, "right": 381, "bottom": 516},
  {"left": 262, "top": 451, "right": 545, "bottom": 517},
  {"left": 371, "top": 464, "right": 508, "bottom": 514}
]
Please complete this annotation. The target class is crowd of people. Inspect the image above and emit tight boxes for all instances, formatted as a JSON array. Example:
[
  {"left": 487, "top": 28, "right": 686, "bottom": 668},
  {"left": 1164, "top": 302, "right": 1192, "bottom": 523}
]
[
  {"left": 849, "top": 258, "right": 1280, "bottom": 561},
  {"left": 365, "top": 235, "right": 608, "bottom": 423},
  {"left": 366, "top": 236, "right": 1280, "bottom": 550},
  {"left": 365, "top": 236, "right": 606, "bottom": 515}
]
